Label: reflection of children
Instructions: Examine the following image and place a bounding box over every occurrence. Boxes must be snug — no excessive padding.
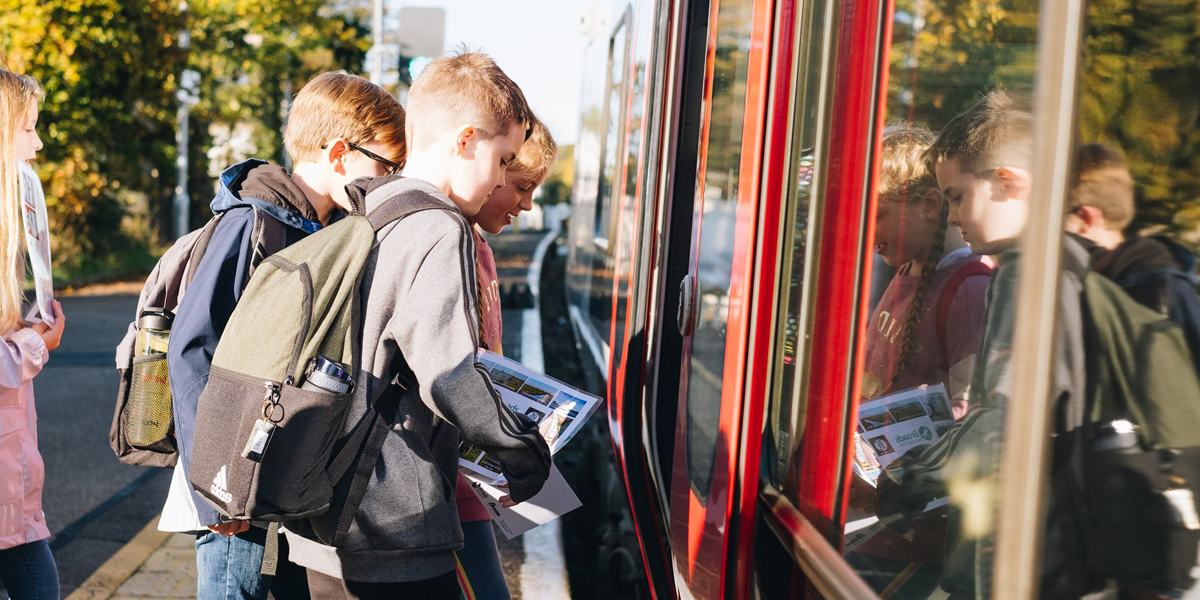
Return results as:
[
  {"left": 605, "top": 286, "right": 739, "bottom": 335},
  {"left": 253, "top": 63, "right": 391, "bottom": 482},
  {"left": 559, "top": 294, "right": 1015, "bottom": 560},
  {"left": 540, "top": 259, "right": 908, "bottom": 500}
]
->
[
  {"left": 454, "top": 115, "right": 558, "bottom": 600},
  {"left": 847, "top": 123, "right": 990, "bottom": 599},
  {"left": 0, "top": 69, "right": 67, "bottom": 600}
]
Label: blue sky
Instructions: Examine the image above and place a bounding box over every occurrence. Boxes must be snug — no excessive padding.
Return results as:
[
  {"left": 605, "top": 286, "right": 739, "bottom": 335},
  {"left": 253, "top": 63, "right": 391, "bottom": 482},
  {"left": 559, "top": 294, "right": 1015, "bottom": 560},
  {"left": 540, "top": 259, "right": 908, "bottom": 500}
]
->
[{"left": 393, "top": 0, "right": 592, "bottom": 145}]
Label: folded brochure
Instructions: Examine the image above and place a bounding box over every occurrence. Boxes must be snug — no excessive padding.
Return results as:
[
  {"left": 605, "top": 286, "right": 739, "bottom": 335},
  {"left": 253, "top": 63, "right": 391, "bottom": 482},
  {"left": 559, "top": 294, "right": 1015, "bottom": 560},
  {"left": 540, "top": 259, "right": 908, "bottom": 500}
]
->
[
  {"left": 18, "top": 163, "right": 53, "bottom": 325},
  {"left": 851, "top": 383, "right": 954, "bottom": 486},
  {"left": 459, "top": 349, "right": 602, "bottom": 484},
  {"left": 463, "top": 463, "right": 581, "bottom": 540}
]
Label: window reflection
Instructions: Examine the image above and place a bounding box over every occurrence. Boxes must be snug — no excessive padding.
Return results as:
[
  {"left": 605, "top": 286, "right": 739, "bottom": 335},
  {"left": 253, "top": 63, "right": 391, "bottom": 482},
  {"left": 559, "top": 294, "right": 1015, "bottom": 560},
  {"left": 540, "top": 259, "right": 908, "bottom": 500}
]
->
[{"left": 684, "top": 0, "right": 754, "bottom": 498}]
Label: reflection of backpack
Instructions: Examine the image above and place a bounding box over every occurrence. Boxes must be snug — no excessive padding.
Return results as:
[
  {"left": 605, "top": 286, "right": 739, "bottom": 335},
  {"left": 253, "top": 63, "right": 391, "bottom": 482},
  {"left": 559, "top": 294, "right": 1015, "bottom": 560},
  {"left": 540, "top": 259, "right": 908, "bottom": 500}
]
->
[
  {"left": 188, "top": 191, "right": 451, "bottom": 532},
  {"left": 111, "top": 209, "right": 285, "bottom": 467},
  {"left": 1064, "top": 269, "right": 1200, "bottom": 591},
  {"left": 935, "top": 259, "right": 993, "bottom": 358}
]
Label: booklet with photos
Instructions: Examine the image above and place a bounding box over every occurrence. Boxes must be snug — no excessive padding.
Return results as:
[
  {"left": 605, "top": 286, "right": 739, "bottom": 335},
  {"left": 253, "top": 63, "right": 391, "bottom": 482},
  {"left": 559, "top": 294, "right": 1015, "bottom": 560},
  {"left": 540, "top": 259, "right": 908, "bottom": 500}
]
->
[
  {"left": 459, "top": 350, "right": 603, "bottom": 484},
  {"left": 851, "top": 383, "right": 954, "bottom": 487}
]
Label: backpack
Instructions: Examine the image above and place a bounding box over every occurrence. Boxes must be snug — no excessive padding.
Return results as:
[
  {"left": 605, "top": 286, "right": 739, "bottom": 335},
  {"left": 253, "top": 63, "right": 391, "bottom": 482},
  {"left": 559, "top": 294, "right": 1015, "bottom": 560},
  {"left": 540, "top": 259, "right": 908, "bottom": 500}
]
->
[
  {"left": 187, "top": 189, "right": 452, "bottom": 533},
  {"left": 1063, "top": 269, "right": 1200, "bottom": 591},
  {"left": 935, "top": 259, "right": 993, "bottom": 359},
  {"left": 111, "top": 208, "right": 285, "bottom": 467}
]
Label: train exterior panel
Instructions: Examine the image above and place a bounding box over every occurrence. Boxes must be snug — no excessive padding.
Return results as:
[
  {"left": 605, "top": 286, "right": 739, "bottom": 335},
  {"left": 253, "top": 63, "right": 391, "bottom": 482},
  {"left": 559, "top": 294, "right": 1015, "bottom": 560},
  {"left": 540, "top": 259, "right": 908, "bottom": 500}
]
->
[{"left": 565, "top": 0, "right": 1200, "bottom": 598}]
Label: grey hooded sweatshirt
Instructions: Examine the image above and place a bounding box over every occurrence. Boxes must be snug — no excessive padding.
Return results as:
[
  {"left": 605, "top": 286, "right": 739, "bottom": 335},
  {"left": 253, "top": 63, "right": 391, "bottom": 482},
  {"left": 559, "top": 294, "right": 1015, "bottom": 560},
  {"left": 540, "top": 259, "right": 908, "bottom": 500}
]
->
[{"left": 283, "top": 176, "right": 552, "bottom": 582}]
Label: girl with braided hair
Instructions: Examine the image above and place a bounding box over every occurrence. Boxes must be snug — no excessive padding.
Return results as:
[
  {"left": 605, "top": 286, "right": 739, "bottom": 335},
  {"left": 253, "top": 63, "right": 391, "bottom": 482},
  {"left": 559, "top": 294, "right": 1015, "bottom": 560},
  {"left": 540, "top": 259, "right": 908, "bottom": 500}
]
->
[{"left": 845, "top": 122, "right": 990, "bottom": 599}]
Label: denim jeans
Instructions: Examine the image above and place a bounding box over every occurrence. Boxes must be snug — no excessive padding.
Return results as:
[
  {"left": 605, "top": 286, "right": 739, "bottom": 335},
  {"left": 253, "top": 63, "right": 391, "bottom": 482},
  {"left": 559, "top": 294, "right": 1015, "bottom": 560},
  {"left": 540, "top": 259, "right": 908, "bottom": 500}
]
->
[
  {"left": 456, "top": 520, "right": 510, "bottom": 600},
  {"left": 0, "top": 539, "right": 60, "bottom": 600},
  {"left": 195, "top": 526, "right": 308, "bottom": 600}
]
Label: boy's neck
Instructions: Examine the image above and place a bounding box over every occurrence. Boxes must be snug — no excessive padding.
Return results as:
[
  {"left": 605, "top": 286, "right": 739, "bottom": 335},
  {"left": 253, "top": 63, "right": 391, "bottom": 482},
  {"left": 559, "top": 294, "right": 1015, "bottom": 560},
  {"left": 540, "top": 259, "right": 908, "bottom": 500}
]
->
[
  {"left": 401, "top": 155, "right": 453, "bottom": 202},
  {"left": 289, "top": 165, "right": 339, "bottom": 226}
]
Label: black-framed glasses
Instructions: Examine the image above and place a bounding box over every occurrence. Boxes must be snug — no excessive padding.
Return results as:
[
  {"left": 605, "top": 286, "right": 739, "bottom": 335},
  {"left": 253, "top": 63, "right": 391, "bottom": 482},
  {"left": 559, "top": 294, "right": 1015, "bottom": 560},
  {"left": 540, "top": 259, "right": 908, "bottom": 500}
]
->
[{"left": 321, "top": 141, "right": 401, "bottom": 175}]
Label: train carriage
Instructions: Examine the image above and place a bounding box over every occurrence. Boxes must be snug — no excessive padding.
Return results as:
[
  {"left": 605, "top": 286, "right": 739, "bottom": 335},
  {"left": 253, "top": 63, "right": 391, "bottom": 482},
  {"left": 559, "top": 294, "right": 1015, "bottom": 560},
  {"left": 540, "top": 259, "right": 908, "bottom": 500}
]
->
[{"left": 565, "top": 0, "right": 1200, "bottom": 598}]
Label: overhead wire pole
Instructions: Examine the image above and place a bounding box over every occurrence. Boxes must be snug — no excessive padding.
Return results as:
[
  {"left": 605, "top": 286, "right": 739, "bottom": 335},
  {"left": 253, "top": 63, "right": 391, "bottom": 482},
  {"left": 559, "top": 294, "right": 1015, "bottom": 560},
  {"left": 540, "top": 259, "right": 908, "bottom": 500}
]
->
[
  {"left": 173, "top": 0, "right": 198, "bottom": 240},
  {"left": 371, "top": 0, "right": 384, "bottom": 84}
]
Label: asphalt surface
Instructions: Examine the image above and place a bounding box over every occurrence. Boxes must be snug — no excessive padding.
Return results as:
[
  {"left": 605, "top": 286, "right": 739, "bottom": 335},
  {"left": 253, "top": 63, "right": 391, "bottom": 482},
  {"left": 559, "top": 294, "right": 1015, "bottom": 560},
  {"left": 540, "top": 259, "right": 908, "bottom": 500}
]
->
[{"left": 30, "top": 291, "right": 173, "bottom": 598}]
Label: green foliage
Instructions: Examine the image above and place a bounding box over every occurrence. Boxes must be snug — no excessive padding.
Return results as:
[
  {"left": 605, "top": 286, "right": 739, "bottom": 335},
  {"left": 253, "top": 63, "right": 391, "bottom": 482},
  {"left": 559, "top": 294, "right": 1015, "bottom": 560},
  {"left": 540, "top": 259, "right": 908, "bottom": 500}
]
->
[
  {"left": 1078, "top": 0, "right": 1200, "bottom": 239},
  {"left": 0, "top": 0, "right": 370, "bottom": 280}
]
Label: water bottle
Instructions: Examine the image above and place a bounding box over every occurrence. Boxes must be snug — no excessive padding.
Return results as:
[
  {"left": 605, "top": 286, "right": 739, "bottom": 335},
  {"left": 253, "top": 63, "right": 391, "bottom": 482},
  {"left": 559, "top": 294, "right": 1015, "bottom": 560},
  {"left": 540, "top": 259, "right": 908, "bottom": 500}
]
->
[
  {"left": 302, "top": 356, "right": 353, "bottom": 394},
  {"left": 136, "top": 308, "right": 173, "bottom": 355},
  {"left": 126, "top": 307, "right": 174, "bottom": 448}
]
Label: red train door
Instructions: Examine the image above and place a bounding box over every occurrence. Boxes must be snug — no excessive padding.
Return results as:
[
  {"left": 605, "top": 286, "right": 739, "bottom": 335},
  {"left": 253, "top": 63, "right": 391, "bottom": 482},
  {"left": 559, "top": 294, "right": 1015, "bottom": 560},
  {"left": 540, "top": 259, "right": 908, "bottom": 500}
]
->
[{"left": 666, "top": 0, "right": 776, "bottom": 596}]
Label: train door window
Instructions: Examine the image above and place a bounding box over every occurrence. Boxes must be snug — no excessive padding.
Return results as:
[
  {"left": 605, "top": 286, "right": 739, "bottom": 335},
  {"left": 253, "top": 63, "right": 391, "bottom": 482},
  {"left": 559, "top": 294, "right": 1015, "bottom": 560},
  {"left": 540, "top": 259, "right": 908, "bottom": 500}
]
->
[
  {"left": 683, "top": 0, "right": 757, "bottom": 497},
  {"left": 594, "top": 8, "right": 632, "bottom": 246},
  {"left": 765, "top": 0, "right": 833, "bottom": 496},
  {"left": 837, "top": 1, "right": 1047, "bottom": 598}
]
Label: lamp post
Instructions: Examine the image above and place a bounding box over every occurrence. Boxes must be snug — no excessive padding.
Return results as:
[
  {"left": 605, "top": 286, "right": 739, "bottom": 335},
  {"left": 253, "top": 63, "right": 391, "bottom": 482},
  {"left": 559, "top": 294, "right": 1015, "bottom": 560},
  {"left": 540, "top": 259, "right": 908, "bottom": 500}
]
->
[{"left": 174, "top": 1, "right": 200, "bottom": 240}]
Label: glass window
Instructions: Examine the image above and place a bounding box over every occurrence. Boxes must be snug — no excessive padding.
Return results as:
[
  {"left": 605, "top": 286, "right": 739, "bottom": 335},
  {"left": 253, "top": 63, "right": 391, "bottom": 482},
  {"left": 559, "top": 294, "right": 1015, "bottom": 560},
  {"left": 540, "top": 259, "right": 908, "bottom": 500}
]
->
[
  {"left": 684, "top": 0, "right": 756, "bottom": 497},
  {"left": 831, "top": 1, "right": 1041, "bottom": 598},
  {"left": 595, "top": 11, "right": 631, "bottom": 243},
  {"left": 766, "top": 0, "right": 832, "bottom": 495}
]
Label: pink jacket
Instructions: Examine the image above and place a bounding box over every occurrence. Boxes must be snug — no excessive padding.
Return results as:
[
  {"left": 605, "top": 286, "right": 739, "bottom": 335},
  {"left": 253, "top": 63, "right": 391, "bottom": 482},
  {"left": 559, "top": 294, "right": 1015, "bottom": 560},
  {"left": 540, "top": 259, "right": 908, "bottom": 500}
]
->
[{"left": 0, "top": 327, "right": 49, "bottom": 550}]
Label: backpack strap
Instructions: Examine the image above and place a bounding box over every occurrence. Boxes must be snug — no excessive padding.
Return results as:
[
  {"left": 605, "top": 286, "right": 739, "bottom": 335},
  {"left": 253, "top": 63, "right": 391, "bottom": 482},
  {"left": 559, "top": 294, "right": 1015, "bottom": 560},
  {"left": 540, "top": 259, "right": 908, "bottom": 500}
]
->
[
  {"left": 366, "top": 193, "right": 457, "bottom": 232},
  {"left": 247, "top": 207, "right": 289, "bottom": 283},
  {"left": 324, "top": 363, "right": 416, "bottom": 542},
  {"left": 181, "top": 213, "right": 226, "bottom": 296},
  {"left": 936, "top": 260, "right": 993, "bottom": 359}
]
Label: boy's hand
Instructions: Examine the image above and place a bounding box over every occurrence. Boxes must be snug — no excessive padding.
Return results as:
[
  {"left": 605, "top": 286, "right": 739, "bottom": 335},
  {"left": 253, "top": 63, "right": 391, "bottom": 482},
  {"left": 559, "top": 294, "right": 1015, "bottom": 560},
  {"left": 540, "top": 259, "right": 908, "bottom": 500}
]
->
[
  {"left": 31, "top": 301, "right": 65, "bottom": 351},
  {"left": 499, "top": 495, "right": 518, "bottom": 508},
  {"left": 207, "top": 521, "right": 250, "bottom": 537}
]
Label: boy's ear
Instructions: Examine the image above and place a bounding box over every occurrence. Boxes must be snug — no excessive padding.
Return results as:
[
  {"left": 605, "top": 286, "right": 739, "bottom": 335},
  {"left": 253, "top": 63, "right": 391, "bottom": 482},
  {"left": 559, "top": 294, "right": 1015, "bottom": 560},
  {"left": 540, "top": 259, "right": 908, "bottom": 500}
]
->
[
  {"left": 454, "top": 125, "right": 477, "bottom": 157},
  {"left": 919, "top": 187, "right": 945, "bottom": 219},
  {"left": 324, "top": 138, "right": 351, "bottom": 173},
  {"left": 993, "top": 166, "right": 1032, "bottom": 202}
]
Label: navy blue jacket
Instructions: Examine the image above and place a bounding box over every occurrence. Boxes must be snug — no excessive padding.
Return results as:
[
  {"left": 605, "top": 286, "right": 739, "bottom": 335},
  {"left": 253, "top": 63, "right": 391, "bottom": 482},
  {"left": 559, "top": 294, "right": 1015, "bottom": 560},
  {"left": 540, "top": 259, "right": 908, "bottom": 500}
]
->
[{"left": 167, "top": 159, "right": 323, "bottom": 526}]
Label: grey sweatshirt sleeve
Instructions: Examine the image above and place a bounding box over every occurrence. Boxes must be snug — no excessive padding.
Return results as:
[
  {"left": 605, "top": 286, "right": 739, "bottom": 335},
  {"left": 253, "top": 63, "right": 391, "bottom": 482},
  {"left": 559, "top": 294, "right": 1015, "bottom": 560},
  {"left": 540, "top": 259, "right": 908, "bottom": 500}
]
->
[{"left": 389, "top": 227, "right": 551, "bottom": 503}]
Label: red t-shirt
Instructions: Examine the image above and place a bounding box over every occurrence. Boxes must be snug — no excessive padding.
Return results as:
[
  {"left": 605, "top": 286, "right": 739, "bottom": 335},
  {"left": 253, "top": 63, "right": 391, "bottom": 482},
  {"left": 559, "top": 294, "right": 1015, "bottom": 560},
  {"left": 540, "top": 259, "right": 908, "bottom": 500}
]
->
[
  {"left": 856, "top": 247, "right": 990, "bottom": 563},
  {"left": 456, "top": 230, "right": 506, "bottom": 523}
]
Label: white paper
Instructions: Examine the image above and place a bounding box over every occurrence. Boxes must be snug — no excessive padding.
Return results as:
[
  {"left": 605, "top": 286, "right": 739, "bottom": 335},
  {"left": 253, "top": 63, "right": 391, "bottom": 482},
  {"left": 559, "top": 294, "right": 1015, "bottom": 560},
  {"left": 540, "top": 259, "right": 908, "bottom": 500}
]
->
[
  {"left": 464, "top": 463, "right": 582, "bottom": 539},
  {"left": 17, "top": 163, "right": 53, "bottom": 325},
  {"left": 459, "top": 350, "right": 603, "bottom": 483},
  {"left": 851, "top": 383, "right": 954, "bottom": 486}
]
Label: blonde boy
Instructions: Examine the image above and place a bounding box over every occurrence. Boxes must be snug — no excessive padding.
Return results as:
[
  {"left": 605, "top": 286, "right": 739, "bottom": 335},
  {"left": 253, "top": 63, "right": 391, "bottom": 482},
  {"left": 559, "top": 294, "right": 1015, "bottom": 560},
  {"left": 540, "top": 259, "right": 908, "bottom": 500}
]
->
[
  {"left": 282, "top": 52, "right": 551, "bottom": 599},
  {"left": 161, "top": 71, "right": 404, "bottom": 600}
]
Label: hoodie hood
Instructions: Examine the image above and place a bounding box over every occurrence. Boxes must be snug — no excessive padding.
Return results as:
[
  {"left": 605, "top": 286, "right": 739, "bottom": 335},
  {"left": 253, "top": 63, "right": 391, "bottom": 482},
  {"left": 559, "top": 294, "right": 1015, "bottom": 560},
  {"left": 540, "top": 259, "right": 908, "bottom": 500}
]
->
[
  {"left": 211, "top": 159, "right": 322, "bottom": 234},
  {"left": 1091, "top": 235, "right": 1198, "bottom": 285}
]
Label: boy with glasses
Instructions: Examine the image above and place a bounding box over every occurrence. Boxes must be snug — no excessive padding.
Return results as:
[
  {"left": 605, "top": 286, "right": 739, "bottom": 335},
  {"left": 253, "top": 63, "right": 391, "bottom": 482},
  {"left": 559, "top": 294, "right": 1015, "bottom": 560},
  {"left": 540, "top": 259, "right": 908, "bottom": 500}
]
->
[{"left": 157, "top": 71, "right": 405, "bottom": 600}]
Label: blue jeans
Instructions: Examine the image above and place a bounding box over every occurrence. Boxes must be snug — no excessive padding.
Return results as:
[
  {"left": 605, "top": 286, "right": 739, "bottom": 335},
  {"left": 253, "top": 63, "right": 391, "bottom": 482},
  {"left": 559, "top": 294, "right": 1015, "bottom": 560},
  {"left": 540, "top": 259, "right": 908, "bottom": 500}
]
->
[
  {"left": 196, "top": 526, "right": 308, "bottom": 600},
  {"left": 0, "top": 539, "right": 60, "bottom": 600}
]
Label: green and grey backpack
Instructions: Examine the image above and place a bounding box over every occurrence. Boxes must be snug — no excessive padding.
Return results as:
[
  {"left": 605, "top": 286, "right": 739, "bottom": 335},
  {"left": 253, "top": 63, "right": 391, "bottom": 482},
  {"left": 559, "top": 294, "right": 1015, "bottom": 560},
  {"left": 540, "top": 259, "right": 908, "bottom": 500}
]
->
[{"left": 188, "top": 184, "right": 453, "bottom": 531}]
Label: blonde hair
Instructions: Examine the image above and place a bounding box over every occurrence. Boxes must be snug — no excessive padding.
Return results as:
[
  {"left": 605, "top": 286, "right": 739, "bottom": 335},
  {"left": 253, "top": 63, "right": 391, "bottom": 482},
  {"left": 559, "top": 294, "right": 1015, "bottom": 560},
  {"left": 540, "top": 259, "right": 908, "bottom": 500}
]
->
[
  {"left": 510, "top": 118, "right": 557, "bottom": 184},
  {"left": 0, "top": 70, "right": 42, "bottom": 332},
  {"left": 405, "top": 50, "right": 533, "bottom": 153},
  {"left": 284, "top": 72, "right": 406, "bottom": 167},
  {"left": 879, "top": 122, "right": 947, "bottom": 391}
]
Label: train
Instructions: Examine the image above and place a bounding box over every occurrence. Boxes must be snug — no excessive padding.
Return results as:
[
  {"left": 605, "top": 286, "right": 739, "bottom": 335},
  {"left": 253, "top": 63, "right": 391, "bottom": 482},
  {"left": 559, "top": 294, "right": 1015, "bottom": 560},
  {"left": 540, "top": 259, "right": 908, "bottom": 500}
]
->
[{"left": 560, "top": 0, "right": 1200, "bottom": 599}]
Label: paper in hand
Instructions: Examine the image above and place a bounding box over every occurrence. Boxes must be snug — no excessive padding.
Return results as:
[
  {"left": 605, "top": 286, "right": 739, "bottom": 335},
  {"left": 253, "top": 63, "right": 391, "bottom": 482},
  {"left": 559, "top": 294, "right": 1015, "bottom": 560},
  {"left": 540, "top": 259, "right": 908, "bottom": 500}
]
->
[{"left": 18, "top": 162, "right": 53, "bottom": 325}]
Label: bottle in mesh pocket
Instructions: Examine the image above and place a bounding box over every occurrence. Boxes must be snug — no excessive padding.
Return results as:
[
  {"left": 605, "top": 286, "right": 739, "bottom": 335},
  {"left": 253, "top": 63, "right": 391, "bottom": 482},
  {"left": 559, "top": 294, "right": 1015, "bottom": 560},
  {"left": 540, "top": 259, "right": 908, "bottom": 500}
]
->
[{"left": 126, "top": 357, "right": 173, "bottom": 448}]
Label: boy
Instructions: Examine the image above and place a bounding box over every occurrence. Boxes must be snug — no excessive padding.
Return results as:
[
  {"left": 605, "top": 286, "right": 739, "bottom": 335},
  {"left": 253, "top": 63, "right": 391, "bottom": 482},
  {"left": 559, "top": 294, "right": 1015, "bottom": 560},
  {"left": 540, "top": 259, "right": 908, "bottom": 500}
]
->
[
  {"left": 282, "top": 51, "right": 552, "bottom": 599},
  {"left": 873, "top": 90, "right": 1091, "bottom": 599},
  {"left": 1065, "top": 144, "right": 1200, "bottom": 369},
  {"left": 160, "top": 71, "right": 405, "bottom": 600}
]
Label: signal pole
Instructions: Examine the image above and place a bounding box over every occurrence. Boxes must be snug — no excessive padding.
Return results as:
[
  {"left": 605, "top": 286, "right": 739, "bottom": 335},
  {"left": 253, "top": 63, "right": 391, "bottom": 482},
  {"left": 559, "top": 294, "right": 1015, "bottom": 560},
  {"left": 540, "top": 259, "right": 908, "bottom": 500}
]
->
[{"left": 371, "top": 0, "right": 384, "bottom": 84}]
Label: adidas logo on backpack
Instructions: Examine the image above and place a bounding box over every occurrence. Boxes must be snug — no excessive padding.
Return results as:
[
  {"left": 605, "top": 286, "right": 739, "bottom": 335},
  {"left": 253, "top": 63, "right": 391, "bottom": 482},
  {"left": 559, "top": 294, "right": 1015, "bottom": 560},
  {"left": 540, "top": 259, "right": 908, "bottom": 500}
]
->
[{"left": 210, "top": 466, "right": 233, "bottom": 504}]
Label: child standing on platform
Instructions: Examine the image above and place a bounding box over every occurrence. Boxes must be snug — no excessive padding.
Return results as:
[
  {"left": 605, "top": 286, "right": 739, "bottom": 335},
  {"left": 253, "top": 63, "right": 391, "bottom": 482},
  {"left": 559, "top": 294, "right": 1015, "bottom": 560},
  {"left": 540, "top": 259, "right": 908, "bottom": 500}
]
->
[
  {"left": 455, "top": 118, "right": 557, "bottom": 600},
  {"left": 0, "top": 68, "right": 66, "bottom": 600}
]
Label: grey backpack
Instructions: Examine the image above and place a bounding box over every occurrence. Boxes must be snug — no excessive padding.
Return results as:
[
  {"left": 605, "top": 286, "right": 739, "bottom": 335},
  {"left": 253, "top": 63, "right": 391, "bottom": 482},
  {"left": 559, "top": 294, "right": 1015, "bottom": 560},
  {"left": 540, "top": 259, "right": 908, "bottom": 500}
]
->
[
  {"left": 111, "top": 209, "right": 285, "bottom": 467},
  {"left": 188, "top": 186, "right": 453, "bottom": 534}
]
